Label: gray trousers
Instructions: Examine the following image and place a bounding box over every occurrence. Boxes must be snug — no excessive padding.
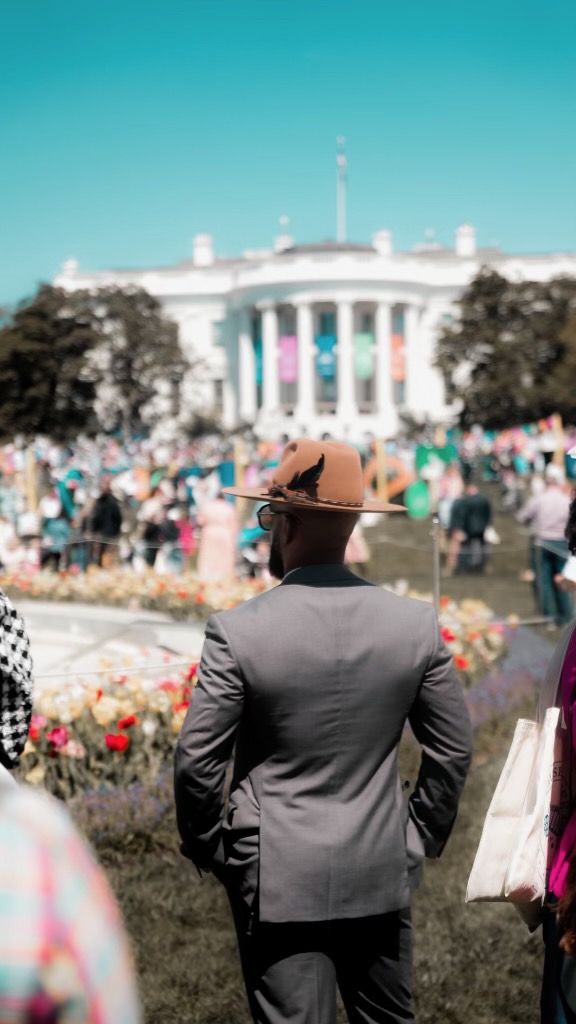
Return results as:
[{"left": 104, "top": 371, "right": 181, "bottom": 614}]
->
[{"left": 229, "top": 895, "right": 413, "bottom": 1024}]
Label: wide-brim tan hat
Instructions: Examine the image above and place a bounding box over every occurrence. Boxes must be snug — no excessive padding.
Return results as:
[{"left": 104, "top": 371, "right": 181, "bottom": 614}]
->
[{"left": 223, "top": 438, "right": 406, "bottom": 513}]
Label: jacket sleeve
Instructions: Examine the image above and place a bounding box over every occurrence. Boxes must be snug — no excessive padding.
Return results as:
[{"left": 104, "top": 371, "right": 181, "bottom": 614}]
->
[
  {"left": 174, "top": 613, "right": 244, "bottom": 873},
  {"left": 407, "top": 607, "right": 473, "bottom": 858}
]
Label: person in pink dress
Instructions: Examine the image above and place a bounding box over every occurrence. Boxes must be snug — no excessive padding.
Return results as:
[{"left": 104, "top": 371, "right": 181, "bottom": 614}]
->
[{"left": 197, "top": 493, "right": 239, "bottom": 582}]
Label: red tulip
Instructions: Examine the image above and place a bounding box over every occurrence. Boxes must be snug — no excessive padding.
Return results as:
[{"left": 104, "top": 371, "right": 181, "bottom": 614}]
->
[
  {"left": 173, "top": 701, "right": 190, "bottom": 714},
  {"left": 454, "top": 655, "right": 470, "bottom": 671},
  {"left": 105, "top": 733, "right": 130, "bottom": 753},
  {"left": 117, "top": 715, "right": 138, "bottom": 730}
]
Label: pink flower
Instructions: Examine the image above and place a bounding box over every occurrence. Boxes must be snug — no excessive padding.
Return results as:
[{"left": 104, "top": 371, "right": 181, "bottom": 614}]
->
[
  {"left": 47, "top": 726, "right": 69, "bottom": 748},
  {"left": 31, "top": 714, "right": 46, "bottom": 729},
  {"left": 62, "top": 740, "right": 86, "bottom": 759}
]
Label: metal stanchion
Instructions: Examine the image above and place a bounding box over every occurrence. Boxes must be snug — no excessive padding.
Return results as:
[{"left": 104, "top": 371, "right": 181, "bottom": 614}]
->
[
  {"left": 535, "top": 541, "right": 544, "bottom": 617},
  {"left": 431, "top": 515, "right": 441, "bottom": 615}
]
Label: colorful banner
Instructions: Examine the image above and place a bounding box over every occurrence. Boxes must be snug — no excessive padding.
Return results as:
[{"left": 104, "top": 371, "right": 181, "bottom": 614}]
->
[
  {"left": 391, "top": 334, "right": 405, "bottom": 382},
  {"left": 278, "top": 335, "right": 298, "bottom": 384},
  {"left": 354, "top": 333, "right": 374, "bottom": 380},
  {"left": 253, "top": 338, "right": 263, "bottom": 386},
  {"left": 315, "top": 335, "right": 337, "bottom": 379}
]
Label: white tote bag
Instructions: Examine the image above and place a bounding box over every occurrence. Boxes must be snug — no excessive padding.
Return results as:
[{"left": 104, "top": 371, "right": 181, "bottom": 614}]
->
[{"left": 466, "top": 623, "right": 575, "bottom": 928}]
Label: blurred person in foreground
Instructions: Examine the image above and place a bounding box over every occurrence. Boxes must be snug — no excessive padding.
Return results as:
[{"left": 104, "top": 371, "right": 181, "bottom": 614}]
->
[
  {"left": 0, "top": 590, "right": 140, "bottom": 1023},
  {"left": 518, "top": 463, "right": 572, "bottom": 627},
  {"left": 175, "top": 438, "right": 473, "bottom": 1024},
  {"left": 540, "top": 492, "right": 576, "bottom": 1023}
]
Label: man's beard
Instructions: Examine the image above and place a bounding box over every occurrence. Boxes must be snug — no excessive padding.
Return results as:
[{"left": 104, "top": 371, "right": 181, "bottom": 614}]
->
[{"left": 268, "top": 534, "right": 284, "bottom": 580}]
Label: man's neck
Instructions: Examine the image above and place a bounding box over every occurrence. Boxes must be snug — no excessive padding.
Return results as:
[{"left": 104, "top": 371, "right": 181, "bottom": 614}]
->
[{"left": 283, "top": 554, "right": 345, "bottom": 575}]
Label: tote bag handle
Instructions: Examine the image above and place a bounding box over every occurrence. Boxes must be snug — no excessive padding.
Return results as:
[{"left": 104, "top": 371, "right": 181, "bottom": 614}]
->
[{"left": 537, "top": 622, "right": 576, "bottom": 723}]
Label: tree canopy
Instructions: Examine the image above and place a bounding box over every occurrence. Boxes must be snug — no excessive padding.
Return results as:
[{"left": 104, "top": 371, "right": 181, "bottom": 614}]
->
[
  {"left": 0, "top": 284, "right": 187, "bottom": 442},
  {"left": 435, "top": 269, "right": 576, "bottom": 429},
  {"left": 0, "top": 285, "right": 100, "bottom": 441},
  {"left": 77, "top": 286, "right": 187, "bottom": 438}
]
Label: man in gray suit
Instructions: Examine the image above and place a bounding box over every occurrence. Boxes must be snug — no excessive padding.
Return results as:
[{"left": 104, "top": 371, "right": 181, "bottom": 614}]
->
[{"left": 175, "top": 438, "right": 473, "bottom": 1024}]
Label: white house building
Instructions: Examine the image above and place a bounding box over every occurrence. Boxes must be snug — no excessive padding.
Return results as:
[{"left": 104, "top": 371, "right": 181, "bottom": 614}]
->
[{"left": 54, "top": 225, "right": 576, "bottom": 441}]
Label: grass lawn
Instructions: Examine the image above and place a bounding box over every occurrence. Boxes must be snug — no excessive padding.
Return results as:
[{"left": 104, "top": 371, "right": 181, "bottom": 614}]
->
[{"left": 94, "top": 719, "right": 544, "bottom": 1024}]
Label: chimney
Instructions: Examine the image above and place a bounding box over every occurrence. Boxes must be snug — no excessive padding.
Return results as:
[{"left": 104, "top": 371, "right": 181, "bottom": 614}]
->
[
  {"left": 193, "top": 233, "right": 214, "bottom": 267},
  {"left": 274, "top": 233, "right": 294, "bottom": 253},
  {"left": 455, "top": 224, "right": 476, "bottom": 258},
  {"left": 372, "top": 229, "right": 393, "bottom": 256}
]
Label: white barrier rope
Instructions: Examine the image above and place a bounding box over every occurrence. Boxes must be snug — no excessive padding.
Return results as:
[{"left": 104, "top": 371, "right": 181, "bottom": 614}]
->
[{"left": 34, "top": 659, "right": 197, "bottom": 681}]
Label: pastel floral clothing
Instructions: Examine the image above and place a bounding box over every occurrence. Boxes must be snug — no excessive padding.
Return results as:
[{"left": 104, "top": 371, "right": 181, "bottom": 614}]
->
[{"left": 0, "top": 775, "right": 140, "bottom": 1024}]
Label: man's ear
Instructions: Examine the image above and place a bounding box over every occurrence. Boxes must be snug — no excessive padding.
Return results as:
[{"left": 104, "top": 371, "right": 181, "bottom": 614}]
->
[{"left": 284, "top": 514, "right": 299, "bottom": 544}]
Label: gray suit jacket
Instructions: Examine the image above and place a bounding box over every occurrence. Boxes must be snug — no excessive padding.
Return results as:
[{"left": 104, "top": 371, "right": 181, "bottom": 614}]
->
[{"left": 174, "top": 565, "right": 473, "bottom": 923}]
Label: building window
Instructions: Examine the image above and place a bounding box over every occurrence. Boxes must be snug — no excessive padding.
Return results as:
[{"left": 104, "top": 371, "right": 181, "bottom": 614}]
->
[
  {"left": 393, "top": 380, "right": 405, "bottom": 405},
  {"left": 213, "top": 379, "right": 224, "bottom": 414},
  {"left": 212, "top": 321, "right": 224, "bottom": 346},
  {"left": 319, "top": 311, "right": 336, "bottom": 335}
]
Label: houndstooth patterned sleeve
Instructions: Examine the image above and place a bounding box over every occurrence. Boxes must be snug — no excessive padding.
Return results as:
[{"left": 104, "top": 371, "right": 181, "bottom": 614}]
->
[{"left": 0, "top": 590, "right": 33, "bottom": 769}]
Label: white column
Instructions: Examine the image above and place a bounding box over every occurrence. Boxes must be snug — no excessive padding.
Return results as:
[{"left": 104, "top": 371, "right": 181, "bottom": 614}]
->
[
  {"left": 404, "top": 304, "right": 421, "bottom": 413},
  {"left": 238, "top": 308, "right": 257, "bottom": 422},
  {"left": 375, "top": 302, "right": 397, "bottom": 436},
  {"left": 262, "top": 304, "right": 280, "bottom": 413},
  {"left": 336, "top": 300, "right": 357, "bottom": 421},
  {"left": 295, "top": 302, "right": 315, "bottom": 424}
]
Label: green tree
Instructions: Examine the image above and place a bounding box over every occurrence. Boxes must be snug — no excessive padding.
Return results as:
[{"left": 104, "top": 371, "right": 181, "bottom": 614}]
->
[
  {"left": 435, "top": 269, "right": 576, "bottom": 428},
  {"left": 544, "top": 315, "right": 576, "bottom": 422},
  {"left": 0, "top": 285, "right": 100, "bottom": 441},
  {"left": 76, "top": 286, "right": 187, "bottom": 438}
]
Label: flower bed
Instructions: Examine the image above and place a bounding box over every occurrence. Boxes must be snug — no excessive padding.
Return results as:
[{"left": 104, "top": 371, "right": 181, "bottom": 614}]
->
[
  {"left": 1, "top": 568, "right": 269, "bottom": 620},
  {"left": 15, "top": 589, "right": 512, "bottom": 804},
  {"left": 16, "top": 659, "right": 199, "bottom": 800}
]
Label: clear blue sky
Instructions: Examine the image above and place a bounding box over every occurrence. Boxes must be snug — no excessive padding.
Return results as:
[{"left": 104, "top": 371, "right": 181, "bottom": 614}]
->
[{"left": 1, "top": 0, "right": 575, "bottom": 306}]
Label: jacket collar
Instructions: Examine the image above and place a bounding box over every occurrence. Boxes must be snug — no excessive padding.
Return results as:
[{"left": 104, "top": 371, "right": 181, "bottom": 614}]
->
[{"left": 281, "top": 564, "right": 360, "bottom": 586}]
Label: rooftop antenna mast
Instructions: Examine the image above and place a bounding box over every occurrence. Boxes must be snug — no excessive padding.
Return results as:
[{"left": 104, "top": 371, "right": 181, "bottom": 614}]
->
[{"left": 336, "top": 136, "right": 347, "bottom": 242}]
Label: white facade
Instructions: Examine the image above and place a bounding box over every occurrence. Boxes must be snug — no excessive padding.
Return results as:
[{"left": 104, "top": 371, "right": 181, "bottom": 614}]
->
[{"left": 54, "top": 227, "right": 576, "bottom": 441}]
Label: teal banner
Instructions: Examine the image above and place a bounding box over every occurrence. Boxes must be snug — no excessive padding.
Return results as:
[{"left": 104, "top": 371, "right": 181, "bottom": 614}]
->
[
  {"left": 253, "top": 338, "right": 263, "bottom": 386},
  {"left": 316, "top": 335, "right": 337, "bottom": 379}
]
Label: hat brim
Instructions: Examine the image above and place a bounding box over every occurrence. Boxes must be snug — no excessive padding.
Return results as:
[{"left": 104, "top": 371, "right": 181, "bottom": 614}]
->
[{"left": 221, "top": 486, "right": 406, "bottom": 513}]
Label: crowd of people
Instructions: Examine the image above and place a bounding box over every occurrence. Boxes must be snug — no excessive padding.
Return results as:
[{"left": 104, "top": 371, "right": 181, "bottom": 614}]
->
[{"left": 0, "top": 422, "right": 575, "bottom": 610}]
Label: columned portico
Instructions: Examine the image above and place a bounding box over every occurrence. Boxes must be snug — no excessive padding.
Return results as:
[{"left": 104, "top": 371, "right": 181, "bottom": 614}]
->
[
  {"left": 336, "top": 300, "right": 357, "bottom": 421},
  {"left": 295, "top": 302, "right": 315, "bottom": 423},
  {"left": 261, "top": 303, "right": 280, "bottom": 413},
  {"left": 238, "top": 308, "right": 257, "bottom": 422}
]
